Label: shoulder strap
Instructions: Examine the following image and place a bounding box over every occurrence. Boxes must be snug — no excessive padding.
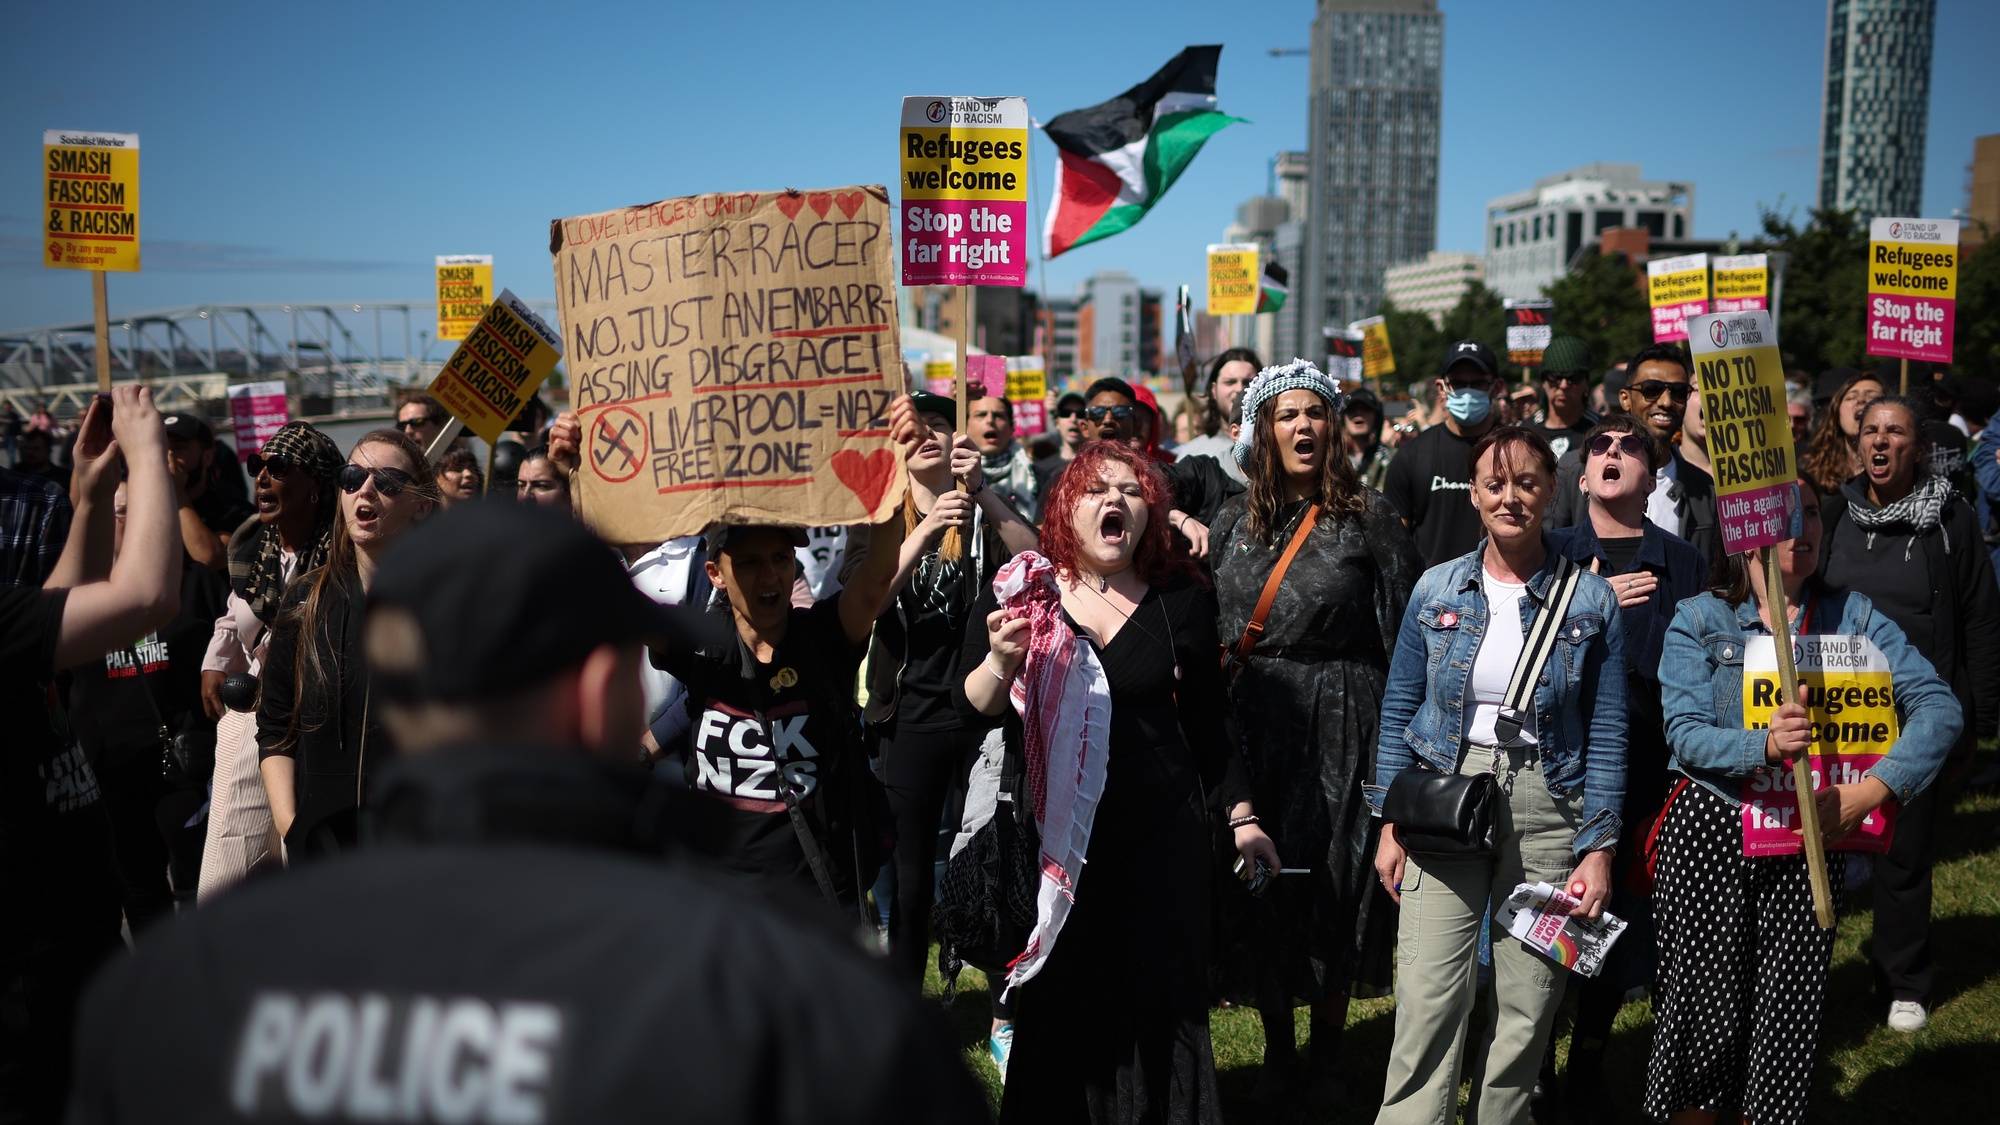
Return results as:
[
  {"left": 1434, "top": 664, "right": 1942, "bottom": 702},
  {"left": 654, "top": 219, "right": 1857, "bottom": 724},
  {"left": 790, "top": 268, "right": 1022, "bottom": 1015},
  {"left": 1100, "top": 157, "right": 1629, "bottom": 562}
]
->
[
  {"left": 1492, "top": 553, "right": 1584, "bottom": 748},
  {"left": 1233, "top": 504, "right": 1321, "bottom": 661}
]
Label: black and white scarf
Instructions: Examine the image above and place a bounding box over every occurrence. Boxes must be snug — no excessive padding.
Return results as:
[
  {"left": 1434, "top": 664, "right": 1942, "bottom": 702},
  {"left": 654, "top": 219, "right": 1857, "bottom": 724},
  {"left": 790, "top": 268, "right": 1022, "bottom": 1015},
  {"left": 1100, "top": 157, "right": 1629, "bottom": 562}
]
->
[{"left": 1847, "top": 472, "right": 1953, "bottom": 561}]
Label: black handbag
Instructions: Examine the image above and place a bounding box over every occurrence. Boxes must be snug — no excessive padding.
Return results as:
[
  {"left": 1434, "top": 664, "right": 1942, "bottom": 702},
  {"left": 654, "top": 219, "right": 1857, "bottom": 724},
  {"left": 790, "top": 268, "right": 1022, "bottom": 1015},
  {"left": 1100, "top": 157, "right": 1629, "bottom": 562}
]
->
[
  {"left": 1382, "top": 555, "right": 1585, "bottom": 856},
  {"left": 933, "top": 737, "right": 1038, "bottom": 1002},
  {"left": 1383, "top": 769, "right": 1498, "bottom": 855}
]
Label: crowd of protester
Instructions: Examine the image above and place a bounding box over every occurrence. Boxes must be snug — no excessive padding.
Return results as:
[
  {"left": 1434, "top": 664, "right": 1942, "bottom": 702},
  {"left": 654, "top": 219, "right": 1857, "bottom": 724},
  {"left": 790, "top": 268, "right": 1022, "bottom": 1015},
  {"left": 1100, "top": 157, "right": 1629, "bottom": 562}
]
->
[{"left": 1, "top": 333, "right": 1992, "bottom": 1125}]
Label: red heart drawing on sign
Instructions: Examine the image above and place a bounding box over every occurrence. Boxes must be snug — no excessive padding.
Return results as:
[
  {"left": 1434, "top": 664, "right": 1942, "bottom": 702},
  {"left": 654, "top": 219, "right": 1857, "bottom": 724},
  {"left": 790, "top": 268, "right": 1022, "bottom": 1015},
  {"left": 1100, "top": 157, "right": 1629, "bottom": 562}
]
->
[
  {"left": 775, "top": 194, "right": 805, "bottom": 221},
  {"left": 806, "top": 192, "right": 833, "bottom": 219},
  {"left": 831, "top": 448, "right": 897, "bottom": 513},
  {"left": 834, "top": 190, "right": 865, "bottom": 219}
]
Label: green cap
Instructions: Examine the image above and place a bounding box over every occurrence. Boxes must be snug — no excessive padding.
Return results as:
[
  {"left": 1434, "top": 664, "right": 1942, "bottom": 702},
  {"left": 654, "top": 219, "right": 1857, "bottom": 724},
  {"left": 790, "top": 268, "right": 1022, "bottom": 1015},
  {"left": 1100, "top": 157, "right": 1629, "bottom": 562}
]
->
[{"left": 1540, "top": 335, "right": 1591, "bottom": 375}]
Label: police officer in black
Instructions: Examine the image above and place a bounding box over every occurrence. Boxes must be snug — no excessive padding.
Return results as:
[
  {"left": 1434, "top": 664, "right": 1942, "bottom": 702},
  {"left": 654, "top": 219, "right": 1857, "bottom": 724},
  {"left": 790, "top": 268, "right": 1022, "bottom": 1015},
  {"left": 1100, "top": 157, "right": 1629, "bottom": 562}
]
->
[{"left": 69, "top": 501, "right": 986, "bottom": 1125}]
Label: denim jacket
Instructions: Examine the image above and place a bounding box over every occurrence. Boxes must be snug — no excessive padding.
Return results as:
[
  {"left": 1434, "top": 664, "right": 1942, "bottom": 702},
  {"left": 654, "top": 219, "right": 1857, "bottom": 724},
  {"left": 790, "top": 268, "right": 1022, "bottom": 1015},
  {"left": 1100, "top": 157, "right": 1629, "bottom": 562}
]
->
[
  {"left": 1370, "top": 538, "right": 1629, "bottom": 857},
  {"left": 1658, "top": 587, "right": 1961, "bottom": 806}
]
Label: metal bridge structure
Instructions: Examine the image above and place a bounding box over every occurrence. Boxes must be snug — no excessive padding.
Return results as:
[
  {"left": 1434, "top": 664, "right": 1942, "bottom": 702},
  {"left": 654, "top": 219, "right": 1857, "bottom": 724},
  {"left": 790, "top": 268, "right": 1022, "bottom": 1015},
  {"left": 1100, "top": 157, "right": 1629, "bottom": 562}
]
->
[{"left": 0, "top": 299, "right": 563, "bottom": 424}]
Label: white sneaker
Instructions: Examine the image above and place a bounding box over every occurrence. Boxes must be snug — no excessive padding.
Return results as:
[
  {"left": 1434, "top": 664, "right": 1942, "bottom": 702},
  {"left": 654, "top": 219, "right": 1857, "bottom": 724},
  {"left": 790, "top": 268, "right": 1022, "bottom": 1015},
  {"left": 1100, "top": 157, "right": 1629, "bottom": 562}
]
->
[
  {"left": 988, "top": 1022, "right": 1015, "bottom": 1082},
  {"left": 1887, "top": 1000, "right": 1928, "bottom": 1032}
]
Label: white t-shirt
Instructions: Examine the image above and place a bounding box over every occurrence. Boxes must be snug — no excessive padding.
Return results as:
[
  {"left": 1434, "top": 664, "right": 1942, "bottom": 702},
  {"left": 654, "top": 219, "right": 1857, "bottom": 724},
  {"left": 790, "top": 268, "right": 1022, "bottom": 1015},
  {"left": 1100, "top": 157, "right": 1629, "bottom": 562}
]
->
[
  {"left": 1465, "top": 570, "right": 1534, "bottom": 746},
  {"left": 1645, "top": 459, "right": 1680, "bottom": 536}
]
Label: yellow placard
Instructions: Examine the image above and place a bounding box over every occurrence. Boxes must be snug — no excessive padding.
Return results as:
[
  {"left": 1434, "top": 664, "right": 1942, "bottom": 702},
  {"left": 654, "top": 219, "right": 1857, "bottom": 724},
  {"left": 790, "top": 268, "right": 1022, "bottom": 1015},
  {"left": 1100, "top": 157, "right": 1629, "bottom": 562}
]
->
[
  {"left": 1649, "top": 266, "right": 1709, "bottom": 306},
  {"left": 436, "top": 254, "right": 494, "bottom": 342},
  {"left": 898, "top": 126, "right": 1028, "bottom": 202},
  {"left": 1867, "top": 240, "right": 1958, "bottom": 300},
  {"left": 1712, "top": 263, "right": 1768, "bottom": 301},
  {"left": 1350, "top": 316, "right": 1397, "bottom": 379},
  {"left": 1005, "top": 364, "right": 1046, "bottom": 402},
  {"left": 43, "top": 130, "right": 139, "bottom": 272},
  {"left": 1207, "top": 244, "right": 1258, "bottom": 316},
  {"left": 1688, "top": 311, "right": 1794, "bottom": 498},
  {"left": 428, "top": 290, "right": 563, "bottom": 445}
]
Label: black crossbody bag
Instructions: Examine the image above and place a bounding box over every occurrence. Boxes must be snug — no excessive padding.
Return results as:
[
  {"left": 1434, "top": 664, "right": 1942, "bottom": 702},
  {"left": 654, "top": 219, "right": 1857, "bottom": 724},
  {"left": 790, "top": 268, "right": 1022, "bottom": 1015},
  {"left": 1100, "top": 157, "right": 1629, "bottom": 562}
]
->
[{"left": 1383, "top": 555, "right": 1583, "bottom": 856}]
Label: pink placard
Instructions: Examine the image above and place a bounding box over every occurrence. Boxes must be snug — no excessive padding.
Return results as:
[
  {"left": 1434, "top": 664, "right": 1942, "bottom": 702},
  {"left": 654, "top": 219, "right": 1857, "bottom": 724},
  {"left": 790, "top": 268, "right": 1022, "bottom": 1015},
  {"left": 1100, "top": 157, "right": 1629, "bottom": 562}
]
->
[
  {"left": 227, "top": 381, "right": 290, "bottom": 460},
  {"left": 1714, "top": 480, "right": 1804, "bottom": 554},
  {"left": 1865, "top": 294, "right": 1955, "bottom": 364},
  {"left": 965, "top": 354, "right": 1006, "bottom": 398},
  {"left": 1014, "top": 399, "right": 1046, "bottom": 436},
  {"left": 1650, "top": 299, "right": 1708, "bottom": 344},
  {"left": 925, "top": 378, "right": 955, "bottom": 396},
  {"left": 901, "top": 200, "right": 1028, "bottom": 287},
  {"left": 1741, "top": 754, "right": 1896, "bottom": 856},
  {"left": 1713, "top": 296, "right": 1768, "bottom": 313}
]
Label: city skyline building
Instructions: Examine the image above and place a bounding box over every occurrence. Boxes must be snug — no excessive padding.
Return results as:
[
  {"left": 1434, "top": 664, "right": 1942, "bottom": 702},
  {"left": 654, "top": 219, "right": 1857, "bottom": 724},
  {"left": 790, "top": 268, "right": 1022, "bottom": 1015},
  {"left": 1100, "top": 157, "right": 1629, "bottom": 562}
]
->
[
  {"left": 1301, "top": 0, "right": 1443, "bottom": 347},
  {"left": 1818, "top": 0, "right": 1936, "bottom": 223},
  {"left": 1383, "top": 250, "right": 1485, "bottom": 326},
  {"left": 1484, "top": 164, "right": 1694, "bottom": 301}
]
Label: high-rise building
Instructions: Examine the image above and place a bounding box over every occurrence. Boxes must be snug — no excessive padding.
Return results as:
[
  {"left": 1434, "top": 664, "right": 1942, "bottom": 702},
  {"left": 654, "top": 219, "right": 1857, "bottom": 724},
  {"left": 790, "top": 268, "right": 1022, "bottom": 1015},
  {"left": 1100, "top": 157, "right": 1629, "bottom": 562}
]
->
[
  {"left": 1302, "top": 1, "right": 1442, "bottom": 343},
  {"left": 1383, "top": 251, "right": 1486, "bottom": 326},
  {"left": 1222, "top": 193, "right": 1292, "bottom": 358},
  {"left": 1484, "top": 164, "right": 1693, "bottom": 300},
  {"left": 1819, "top": 0, "right": 1936, "bottom": 223},
  {"left": 1965, "top": 134, "right": 2000, "bottom": 251},
  {"left": 1074, "top": 271, "right": 1161, "bottom": 379},
  {"left": 1273, "top": 151, "right": 1310, "bottom": 221},
  {"left": 1037, "top": 296, "right": 1080, "bottom": 384}
]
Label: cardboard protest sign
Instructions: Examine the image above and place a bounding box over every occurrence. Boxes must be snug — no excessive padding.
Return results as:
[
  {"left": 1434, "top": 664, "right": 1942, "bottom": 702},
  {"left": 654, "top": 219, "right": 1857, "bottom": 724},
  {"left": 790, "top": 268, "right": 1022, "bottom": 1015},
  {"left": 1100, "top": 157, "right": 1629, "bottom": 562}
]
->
[
  {"left": 43, "top": 130, "right": 139, "bottom": 272},
  {"left": 551, "top": 186, "right": 906, "bottom": 544},
  {"left": 1711, "top": 253, "right": 1769, "bottom": 313},
  {"left": 1865, "top": 217, "right": 1958, "bottom": 364},
  {"left": 436, "top": 255, "right": 494, "bottom": 342},
  {"left": 1207, "top": 244, "right": 1258, "bottom": 315},
  {"left": 1688, "top": 310, "right": 1802, "bottom": 553},
  {"left": 1350, "top": 316, "right": 1396, "bottom": 379},
  {"left": 900, "top": 96, "right": 1029, "bottom": 286},
  {"left": 1324, "top": 327, "right": 1364, "bottom": 384},
  {"left": 1647, "top": 253, "right": 1710, "bottom": 343},
  {"left": 1503, "top": 298, "right": 1553, "bottom": 367},
  {"left": 1739, "top": 634, "right": 1898, "bottom": 856},
  {"left": 227, "top": 381, "right": 290, "bottom": 461},
  {"left": 427, "top": 290, "right": 562, "bottom": 446}
]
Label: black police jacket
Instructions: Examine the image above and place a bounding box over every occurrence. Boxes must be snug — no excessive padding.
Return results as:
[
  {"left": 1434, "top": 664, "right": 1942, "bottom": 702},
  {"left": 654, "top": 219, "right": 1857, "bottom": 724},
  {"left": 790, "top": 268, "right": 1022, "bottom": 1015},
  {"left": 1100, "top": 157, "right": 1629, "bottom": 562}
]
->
[{"left": 69, "top": 745, "right": 988, "bottom": 1125}]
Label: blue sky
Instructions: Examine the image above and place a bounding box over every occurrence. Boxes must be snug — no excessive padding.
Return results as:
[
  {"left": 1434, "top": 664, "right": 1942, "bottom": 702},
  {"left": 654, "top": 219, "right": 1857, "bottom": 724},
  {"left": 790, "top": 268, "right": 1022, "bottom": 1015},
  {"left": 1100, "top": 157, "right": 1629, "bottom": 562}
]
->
[{"left": 4, "top": 0, "right": 1993, "bottom": 334}]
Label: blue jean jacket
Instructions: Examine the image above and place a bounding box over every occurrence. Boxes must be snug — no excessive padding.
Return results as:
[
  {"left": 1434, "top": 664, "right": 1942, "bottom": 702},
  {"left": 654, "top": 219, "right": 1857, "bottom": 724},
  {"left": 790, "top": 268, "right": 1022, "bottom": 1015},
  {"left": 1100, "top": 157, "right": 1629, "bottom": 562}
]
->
[
  {"left": 1658, "top": 588, "right": 1960, "bottom": 806},
  {"left": 1370, "top": 538, "right": 1629, "bottom": 857}
]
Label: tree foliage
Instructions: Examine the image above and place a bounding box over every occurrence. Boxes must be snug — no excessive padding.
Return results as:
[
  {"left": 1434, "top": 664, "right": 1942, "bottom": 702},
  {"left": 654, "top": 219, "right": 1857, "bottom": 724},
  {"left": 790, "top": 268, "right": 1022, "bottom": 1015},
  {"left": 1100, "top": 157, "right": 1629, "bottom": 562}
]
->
[
  {"left": 1746, "top": 207, "right": 1869, "bottom": 376},
  {"left": 1955, "top": 237, "right": 2000, "bottom": 380},
  {"left": 1375, "top": 299, "right": 1442, "bottom": 398},
  {"left": 1540, "top": 248, "right": 1651, "bottom": 376}
]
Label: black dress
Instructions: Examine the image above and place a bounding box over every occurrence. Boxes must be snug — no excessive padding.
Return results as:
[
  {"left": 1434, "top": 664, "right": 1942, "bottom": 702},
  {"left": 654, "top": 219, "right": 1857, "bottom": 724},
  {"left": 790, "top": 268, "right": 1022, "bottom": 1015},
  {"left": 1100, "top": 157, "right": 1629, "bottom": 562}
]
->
[
  {"left": 1209, "top": 493, "right": 1422, "bottom": 1002},
  {"left": 963, "top": 577, "right": 1237, "bottom": 1125}
]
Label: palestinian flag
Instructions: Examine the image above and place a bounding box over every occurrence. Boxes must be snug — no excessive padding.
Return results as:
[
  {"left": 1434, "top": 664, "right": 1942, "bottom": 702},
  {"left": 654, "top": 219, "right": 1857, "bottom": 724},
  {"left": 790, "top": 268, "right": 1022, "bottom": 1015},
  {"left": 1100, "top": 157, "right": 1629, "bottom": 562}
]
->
[
  {"left": 1255, "top": 259, "right": 1289, "bottom": 313},
  {"left": 1043, "top": 45, "right": 1242, "bottom": 258}
]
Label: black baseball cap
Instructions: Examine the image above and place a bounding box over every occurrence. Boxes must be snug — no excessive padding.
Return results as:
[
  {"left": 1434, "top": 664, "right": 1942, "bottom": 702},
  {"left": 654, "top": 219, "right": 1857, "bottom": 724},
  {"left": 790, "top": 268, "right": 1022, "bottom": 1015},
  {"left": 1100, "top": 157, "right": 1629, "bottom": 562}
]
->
[
  {"left": 161, "top": 412, "right": 214, "bottom": 443},
  {"left": 701, "top": 523, "right": 808, "bottom": 554},
  {"left": 910, "top": 391, "right": 956, "bottom": 428},
  {"left": 1439, "top": 341, "right": 1498, "bottom": 378},
  {"left": 367, "top": 502, "right": 671, "bottom": 702},
  {"left": 1343, "top": 386, "right": 1383, "bottom": 418}
]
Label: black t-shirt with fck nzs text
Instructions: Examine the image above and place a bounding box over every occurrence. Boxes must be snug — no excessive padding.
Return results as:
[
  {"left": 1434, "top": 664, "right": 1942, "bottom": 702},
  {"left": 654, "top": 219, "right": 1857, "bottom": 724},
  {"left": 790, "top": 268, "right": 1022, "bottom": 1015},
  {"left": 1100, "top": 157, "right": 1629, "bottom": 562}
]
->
[{"left": 653, "top": 597, "right": 867, "bottom": 901}]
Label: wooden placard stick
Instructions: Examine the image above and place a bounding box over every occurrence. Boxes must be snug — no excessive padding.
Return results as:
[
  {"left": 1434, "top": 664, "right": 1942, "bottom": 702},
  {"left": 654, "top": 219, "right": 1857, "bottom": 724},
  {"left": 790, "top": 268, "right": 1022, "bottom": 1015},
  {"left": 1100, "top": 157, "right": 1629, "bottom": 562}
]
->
[
  {"left": 1762, "top": 544, "right": 1837, "bottom": 929},
  {"left": 92, "top": 271, "right": 112, "bottom": 392}
]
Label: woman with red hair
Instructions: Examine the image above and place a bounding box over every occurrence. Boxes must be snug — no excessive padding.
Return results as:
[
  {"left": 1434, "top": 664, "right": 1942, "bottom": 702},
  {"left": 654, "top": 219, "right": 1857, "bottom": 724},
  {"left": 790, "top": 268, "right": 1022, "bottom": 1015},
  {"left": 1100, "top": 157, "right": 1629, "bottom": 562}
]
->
[{"left": 961, "top": 441, "right": 1275, "bottom": 1124}]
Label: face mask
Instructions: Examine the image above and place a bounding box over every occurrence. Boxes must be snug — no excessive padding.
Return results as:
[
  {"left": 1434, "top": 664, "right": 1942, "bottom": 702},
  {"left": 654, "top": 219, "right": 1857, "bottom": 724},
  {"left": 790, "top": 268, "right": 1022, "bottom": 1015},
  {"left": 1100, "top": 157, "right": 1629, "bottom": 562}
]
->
[{"left": 1445, "top": 387, "right": 1492, "bottom": 425}]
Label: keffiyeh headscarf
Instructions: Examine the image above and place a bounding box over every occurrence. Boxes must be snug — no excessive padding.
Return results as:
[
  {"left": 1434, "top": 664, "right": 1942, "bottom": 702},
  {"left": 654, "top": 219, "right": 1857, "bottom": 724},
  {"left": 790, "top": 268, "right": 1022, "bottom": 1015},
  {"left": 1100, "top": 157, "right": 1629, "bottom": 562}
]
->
[
  {"left": 1847, "top": 470, "right": 1954, "bottom": 561},
  {"left": 1232, "top": 358, "right": 1346, "bottom": 469},
  {"left": 991, "top": 551, "right": 1111, "bottom": 998},
  {"left": 228, "top": 421, "right": 343, "bottom": 623}
]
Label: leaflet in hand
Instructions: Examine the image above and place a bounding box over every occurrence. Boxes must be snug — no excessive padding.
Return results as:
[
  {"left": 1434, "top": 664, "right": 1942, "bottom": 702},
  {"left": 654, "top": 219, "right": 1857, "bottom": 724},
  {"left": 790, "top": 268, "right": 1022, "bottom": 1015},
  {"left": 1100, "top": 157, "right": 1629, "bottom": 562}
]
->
[{"left": 1497, "top": 881, "right": 1627, "bottom": 978}]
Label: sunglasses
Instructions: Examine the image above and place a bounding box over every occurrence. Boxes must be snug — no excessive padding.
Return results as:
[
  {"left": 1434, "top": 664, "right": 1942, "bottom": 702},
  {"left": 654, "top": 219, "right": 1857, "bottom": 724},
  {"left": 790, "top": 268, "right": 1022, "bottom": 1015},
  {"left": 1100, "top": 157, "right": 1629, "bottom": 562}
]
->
[
  {"left": 1055, "top": 408, "right": 1085, "bottom": 420},
  {"left": 338, "top": 463, "right": 417, "bottom": 497},
  {"left": 1085, "top": 405, "right": 1135, "bottom": 422},
  {"left": 245, "top": 454, "right": 293, "bottom": 479},
  {"left": 1586, "top": 433, "right": 1650, "bottom": 458},
  {"left": 1629, "top": 380, "right": 1692, "bottom": 402},
  {"left": 395, "top": 415, "right": 438, "bottom": 430},
  {"left": 1542, "top": 372, "right": 1588, "bottom": 387}
]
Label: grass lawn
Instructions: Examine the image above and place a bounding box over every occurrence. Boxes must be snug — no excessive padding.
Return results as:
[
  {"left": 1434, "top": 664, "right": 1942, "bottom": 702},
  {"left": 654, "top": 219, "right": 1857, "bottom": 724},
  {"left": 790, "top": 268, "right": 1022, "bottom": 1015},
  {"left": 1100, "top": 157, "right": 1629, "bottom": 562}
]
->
[{"left": 923, "top": 789, "right": 2000, "bottom": 1120}]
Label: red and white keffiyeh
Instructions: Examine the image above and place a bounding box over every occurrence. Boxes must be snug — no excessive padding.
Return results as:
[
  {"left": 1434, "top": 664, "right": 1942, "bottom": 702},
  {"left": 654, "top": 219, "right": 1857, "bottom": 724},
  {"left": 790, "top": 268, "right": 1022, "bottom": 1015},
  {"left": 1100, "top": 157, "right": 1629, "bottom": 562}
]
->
[{"left": 993, "top": 551, "right": 1112, "bottom": 997}]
